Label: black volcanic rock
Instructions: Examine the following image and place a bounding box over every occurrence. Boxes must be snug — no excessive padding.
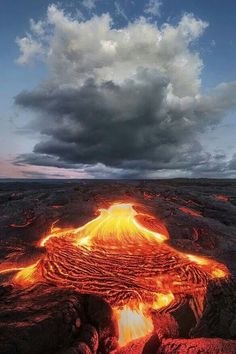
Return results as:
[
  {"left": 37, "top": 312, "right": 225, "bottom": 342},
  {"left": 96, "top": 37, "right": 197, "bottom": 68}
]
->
[
  {"left": 191, "top": 278, "right": 236, "bottom": 339},
  {"left": 0, "top": 284, "right": 117, "bottom": 354},
  {"left": 157, "top": 337, "right": 236, "bottom": 353}
]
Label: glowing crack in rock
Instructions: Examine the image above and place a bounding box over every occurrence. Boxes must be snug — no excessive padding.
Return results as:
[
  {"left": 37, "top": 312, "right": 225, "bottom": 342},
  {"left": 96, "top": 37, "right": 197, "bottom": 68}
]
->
[{"left": 1, "top": 203, "right": 229, "bottom": 346}]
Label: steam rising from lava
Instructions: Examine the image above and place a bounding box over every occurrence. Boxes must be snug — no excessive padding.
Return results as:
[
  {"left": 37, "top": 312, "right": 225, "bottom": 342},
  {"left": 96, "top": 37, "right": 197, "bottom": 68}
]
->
[{"left": 1, "top": 203, "right": 229, "bottom": 346}]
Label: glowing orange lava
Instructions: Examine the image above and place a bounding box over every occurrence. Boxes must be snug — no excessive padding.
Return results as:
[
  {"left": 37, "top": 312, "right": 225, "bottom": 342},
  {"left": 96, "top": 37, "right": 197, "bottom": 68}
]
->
[
  {"left": 215, "top": 195, "right": 230, "bottom": 202},
  {"left": 179, "top": 206, "right": 202, "bottom": 217},
  {"left": 1, "top": 202, "right": 229, "bottom": 347}
]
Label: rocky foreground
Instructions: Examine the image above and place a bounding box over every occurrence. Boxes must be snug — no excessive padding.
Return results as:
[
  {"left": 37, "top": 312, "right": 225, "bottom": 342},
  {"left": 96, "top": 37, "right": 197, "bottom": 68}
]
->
[{"left": 0, "top": 179, "right": 236, "bottom": 353}]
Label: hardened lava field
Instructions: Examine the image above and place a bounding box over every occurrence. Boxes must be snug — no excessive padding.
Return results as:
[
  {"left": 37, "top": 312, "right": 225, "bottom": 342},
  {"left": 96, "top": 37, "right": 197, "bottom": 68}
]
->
[{"left": 0, "top": 180, "right": 236, "bottom": 354}]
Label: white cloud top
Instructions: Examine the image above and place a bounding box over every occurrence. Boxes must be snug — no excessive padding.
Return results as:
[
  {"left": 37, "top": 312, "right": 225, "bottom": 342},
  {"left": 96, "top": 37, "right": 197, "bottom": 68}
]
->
[
  {"left": 15, "top": 4, "right": 236, "bottom": 178},
  {"left": 17, "top": 5, "right": 207, "bottom": 96}
]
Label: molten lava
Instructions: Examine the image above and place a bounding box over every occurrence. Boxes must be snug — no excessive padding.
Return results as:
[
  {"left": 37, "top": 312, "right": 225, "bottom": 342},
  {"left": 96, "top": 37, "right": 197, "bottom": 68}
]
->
[
  {"left": 179, "top": 206, "right": 202, "bottom": 217},
  {"left": 115, "top": 304, "right": 154, "bottom": 346},
  {"left": 75, "top": 203, "right": 168, "bottom": 248},
  {"left": 1, "top": 203, "right": 229, "bottom": 347},
  {"left": 215, "top": 194, "right": 230, "bottom": 202}
]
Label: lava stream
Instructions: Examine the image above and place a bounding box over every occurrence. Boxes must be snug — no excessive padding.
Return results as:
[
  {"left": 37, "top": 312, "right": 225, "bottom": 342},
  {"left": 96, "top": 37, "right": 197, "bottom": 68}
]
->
[{"left": 2, "top": 202, "right": 229, "bottom": 347}]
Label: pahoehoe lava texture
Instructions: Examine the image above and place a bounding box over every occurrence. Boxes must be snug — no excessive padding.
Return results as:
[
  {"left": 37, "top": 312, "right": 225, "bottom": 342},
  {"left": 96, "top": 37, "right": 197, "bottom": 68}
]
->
[
  {"left": 42, "top": 237, "right": 209, "bottom": 303},
  {"left": 30, "top": 218, "right": 223, "bottom": 307},
  {"left": 0, "top": 179, "right": 236, "bottom": 353}
]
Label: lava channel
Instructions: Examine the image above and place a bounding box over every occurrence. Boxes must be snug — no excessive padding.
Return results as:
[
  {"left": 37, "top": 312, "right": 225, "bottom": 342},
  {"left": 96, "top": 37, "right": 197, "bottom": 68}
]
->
[{"left": 2, "top": 203, "right": 229, "bottom": 347}]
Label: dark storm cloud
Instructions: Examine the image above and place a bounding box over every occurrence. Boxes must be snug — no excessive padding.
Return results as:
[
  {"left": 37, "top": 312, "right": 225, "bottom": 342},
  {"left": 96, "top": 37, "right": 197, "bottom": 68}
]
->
[
  {"left": 15, "top": 153, "right": 76, "bottom": 169},
  {"left": 15, "top": 70, "right": 171, "bottom": 168},
  {"left": 15, "top": 68, "right": 236, "bottom": 177},
  {"left": 14, "top": 6, "right": 236, "bottom": 177},
  {"left": 228, "top": 154, "right": 236, "bottom": 170}
]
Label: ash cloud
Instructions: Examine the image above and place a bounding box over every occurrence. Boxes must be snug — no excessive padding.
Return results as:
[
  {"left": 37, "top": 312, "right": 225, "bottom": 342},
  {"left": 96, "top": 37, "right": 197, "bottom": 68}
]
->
[{"left": 14, "top": 5, "right": 236, "bottom": 178}]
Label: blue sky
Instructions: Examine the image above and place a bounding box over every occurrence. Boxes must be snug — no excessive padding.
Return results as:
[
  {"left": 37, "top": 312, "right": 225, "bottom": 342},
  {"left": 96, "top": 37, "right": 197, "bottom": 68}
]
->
[{"left": 1, "top": 0, "right": 236, "bottom": 178}]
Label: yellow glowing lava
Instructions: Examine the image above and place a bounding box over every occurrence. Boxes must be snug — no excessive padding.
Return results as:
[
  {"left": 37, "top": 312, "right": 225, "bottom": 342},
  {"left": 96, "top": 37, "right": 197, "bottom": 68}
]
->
[
  {"left": 14, "top": 262, "right": 40, "bottom": 286},
  {"left": 211, "top": 268, "right": 226, "bottom": 278},
  {"left": 186, "top": 254, "right": 227, "bottom": 279},
  {"left": 153, "top": 292, "right": 175, "bottom": 310},
  {"left": 115, "top": 292, "right": 174, "bottom": 346},
  {"left": 186, "top": 254, "right": 208, "bottom": 265},
  {"left": 74, "top": 203, "right": 168, "bottom": 249},
  {"left": 115, "top": 304, "right": 154, "bottom": 346}
]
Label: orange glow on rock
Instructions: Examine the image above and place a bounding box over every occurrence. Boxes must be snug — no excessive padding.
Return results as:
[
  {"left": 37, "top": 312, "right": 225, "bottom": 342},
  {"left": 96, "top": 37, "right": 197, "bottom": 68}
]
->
[
  {"left": 0, "top": 267, "right": 24, "bottom": 275},
  {"left": 179, "top": 207, "right": 202, "bottom": 217},
  {"left": 215, "top": 195, "right": 230, "bottom": 202}
]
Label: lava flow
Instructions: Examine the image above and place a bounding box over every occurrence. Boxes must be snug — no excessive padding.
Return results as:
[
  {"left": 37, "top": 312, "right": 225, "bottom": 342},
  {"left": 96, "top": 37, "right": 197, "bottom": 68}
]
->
[{"left": 2, "top": 203, "right": 229, "bottom": 347}]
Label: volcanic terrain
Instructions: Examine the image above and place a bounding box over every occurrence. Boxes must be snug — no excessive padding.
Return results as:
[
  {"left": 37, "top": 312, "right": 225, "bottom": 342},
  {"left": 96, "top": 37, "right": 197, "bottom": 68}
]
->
[{"left": 0, "top": 179, "right": 236, "bottom": 354}]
